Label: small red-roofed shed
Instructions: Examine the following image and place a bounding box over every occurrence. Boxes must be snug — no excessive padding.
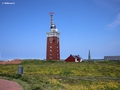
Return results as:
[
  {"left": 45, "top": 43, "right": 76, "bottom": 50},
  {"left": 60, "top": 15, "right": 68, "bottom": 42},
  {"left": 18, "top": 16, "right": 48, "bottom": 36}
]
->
[{"left": 65, "top": 54, "right": 82, "bottom": 62}]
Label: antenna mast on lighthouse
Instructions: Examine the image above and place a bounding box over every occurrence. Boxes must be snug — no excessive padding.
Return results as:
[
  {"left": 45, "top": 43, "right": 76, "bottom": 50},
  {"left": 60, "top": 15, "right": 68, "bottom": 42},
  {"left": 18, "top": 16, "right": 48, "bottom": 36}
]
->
[{"left": 49, "top": 12, "right": 54, "bottom": 28}]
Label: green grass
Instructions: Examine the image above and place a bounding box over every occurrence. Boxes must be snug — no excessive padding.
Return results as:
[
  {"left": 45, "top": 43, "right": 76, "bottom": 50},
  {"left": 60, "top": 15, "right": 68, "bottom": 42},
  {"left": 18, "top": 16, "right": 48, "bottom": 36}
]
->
[{"left": 0, "top": 60, "right": 120, "bottom": 90}]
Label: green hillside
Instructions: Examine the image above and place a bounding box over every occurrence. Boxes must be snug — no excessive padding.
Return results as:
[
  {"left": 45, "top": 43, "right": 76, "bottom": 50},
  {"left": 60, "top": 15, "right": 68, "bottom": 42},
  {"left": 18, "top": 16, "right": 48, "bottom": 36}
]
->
[{"left": 0, "top": 60, "right": 120, "bottom": 90}]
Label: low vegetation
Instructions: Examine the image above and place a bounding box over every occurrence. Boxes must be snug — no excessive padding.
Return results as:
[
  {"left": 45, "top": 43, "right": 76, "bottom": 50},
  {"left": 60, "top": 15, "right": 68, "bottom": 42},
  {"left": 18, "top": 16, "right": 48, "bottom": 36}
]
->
[{"left": 0, "top": 60, "right": 120, "bottom": 90}]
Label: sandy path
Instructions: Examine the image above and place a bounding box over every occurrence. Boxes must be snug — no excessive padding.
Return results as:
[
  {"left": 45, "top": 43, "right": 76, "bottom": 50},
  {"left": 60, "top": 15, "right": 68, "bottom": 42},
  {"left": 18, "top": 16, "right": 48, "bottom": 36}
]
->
[{"left": 0, "top": 79, "right": 23, "bottom": 90}]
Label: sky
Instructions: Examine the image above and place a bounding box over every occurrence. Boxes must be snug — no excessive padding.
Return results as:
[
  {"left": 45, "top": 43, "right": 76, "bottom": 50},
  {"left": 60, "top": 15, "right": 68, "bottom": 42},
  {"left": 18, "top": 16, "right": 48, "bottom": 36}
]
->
[{"left": 0, "top": 0, "right": 120, "bottom": 60}]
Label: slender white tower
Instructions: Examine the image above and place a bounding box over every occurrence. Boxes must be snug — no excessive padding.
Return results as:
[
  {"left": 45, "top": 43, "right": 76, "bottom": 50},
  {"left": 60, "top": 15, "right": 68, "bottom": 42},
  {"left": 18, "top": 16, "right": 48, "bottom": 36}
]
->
[{"left": 0, "top": 53, "right": 1, "bottom": 60}]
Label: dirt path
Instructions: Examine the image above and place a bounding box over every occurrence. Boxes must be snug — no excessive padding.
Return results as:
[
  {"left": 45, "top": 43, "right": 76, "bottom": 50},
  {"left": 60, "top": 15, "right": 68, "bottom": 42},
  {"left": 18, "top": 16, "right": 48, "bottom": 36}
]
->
[{"left": 0, "top": 79, "right": 23, "bottom": 90}]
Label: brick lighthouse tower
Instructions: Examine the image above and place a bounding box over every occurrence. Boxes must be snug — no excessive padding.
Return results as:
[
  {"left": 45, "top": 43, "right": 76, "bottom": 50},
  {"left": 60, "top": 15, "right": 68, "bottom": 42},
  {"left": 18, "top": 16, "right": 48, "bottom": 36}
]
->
[{"left": 46, "top": 12, "right": 60, "bottom": 60}]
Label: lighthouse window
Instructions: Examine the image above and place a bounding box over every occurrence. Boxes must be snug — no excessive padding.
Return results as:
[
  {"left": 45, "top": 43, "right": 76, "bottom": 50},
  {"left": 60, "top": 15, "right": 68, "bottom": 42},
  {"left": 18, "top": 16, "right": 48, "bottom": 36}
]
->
[
  {"left": 50, "top": 50, "right": 52, "bottom": 52},
  {"left": 49, "top": 37, "right": 53, "bottom": 41},
  {"left": 50, "top": 46, "right": 52, "bottom": 48},
  {"left": 57, "top": 38, "right": 59, "bottom": 42}
]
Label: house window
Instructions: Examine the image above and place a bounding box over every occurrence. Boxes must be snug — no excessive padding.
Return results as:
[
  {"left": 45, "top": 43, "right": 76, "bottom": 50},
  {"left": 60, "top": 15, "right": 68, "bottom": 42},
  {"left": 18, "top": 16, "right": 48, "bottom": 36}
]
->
[
  {"left": 50, "top": 57, "right": 52, "bottom": 59},
  {"left": 50, "top": 50, "right": 52, "bottom": 52},
  {"left": 50, "top": 46, "right": 52, "bottom": 48}
]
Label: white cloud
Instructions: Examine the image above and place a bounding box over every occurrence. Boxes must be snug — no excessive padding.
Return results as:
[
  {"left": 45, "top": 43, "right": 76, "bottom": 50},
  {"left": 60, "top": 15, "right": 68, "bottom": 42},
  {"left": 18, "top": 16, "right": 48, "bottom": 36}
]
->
[{"left": 108, "top": 13, "right": 120, "bottom": 28}]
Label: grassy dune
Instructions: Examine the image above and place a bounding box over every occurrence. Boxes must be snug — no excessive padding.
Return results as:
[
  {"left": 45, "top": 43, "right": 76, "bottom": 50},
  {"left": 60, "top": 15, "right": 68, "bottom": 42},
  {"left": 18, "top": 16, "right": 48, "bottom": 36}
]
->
[{"left": 0, "top": 60, "right": 120, "bottom": 90}]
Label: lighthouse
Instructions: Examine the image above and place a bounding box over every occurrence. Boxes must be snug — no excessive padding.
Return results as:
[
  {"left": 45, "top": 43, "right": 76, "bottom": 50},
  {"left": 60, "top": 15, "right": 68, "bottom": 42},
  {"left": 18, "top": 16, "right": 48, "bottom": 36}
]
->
[{"left": 46, "top": 12, "right": 60, "bottom": 60}]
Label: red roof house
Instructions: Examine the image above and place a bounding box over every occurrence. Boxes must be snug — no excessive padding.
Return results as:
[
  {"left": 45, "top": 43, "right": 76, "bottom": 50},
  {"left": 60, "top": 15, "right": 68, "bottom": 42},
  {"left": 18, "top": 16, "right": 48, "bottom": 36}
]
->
[{"left": 65, "top": 54, "right": 82, "bottom": 62}]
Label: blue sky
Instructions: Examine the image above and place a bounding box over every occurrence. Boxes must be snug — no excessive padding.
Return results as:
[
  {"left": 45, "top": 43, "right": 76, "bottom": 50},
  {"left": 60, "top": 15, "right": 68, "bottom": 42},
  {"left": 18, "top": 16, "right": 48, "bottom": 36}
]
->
[{"left": 0, "top": 0, "right": 120, "bottom": 60}]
